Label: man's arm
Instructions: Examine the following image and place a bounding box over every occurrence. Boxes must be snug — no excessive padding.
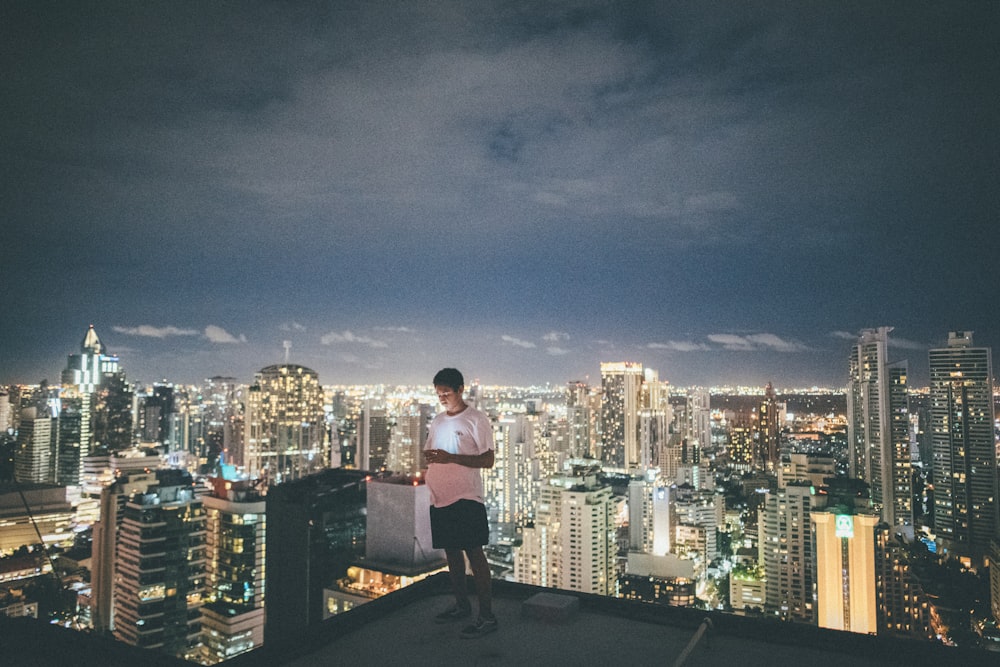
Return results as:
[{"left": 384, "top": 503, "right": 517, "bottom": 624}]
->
[{"left": 423, "top": 448, "right": 494, "bottom": 469}]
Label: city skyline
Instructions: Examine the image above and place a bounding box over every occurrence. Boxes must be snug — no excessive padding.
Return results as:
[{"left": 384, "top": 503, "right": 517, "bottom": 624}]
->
[{"left": 4, "top": 3, "right": 998, "bottom": 389}]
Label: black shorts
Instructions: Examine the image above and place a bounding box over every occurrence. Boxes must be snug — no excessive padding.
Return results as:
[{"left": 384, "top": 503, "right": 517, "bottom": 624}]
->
[{"left": 430, "top": 499, "right": 489, "bottom": 550}]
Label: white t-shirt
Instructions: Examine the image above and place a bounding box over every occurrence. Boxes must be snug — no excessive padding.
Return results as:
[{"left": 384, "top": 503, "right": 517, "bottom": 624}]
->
[{"left": 424, "top": 406, "right": 494, "bottom": 508}]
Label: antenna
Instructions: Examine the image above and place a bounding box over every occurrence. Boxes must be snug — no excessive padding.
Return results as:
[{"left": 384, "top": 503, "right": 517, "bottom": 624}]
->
[{"left": 283, "top": 340, "right": 291, "bottom": 363}]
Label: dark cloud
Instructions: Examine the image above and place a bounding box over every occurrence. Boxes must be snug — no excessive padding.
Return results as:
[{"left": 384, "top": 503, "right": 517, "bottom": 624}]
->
[{"left": 2, "top": 1, "right": 997, "bottom": 388}]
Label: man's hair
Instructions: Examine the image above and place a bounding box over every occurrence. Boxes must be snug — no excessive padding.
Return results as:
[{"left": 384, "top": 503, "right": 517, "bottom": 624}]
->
[{"left": 433, "top": 368, "right": 464, "bottom": 391}]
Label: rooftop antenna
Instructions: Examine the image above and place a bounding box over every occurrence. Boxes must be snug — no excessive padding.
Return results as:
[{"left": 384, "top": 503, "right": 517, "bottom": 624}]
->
[{"left": 283, "top": 340, "right": 292, "bottom": 364}]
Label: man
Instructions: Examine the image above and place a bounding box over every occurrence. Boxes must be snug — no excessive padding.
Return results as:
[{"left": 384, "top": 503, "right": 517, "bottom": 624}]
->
[{"left": 423, "top": 368, "right": 497, "bottom": 638}]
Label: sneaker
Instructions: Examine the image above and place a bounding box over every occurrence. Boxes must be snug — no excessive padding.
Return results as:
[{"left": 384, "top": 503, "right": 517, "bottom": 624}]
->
[
  {"left": 434, "top": 605, "right": 472, "bottom": 624},
  {"left": 460, "top": 616, "right": 498, "bottom": 639}
]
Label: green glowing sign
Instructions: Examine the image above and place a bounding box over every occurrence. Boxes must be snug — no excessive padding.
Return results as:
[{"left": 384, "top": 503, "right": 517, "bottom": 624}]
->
[{"left": 835, "top": 514, "right": 854, "bottom": 538}]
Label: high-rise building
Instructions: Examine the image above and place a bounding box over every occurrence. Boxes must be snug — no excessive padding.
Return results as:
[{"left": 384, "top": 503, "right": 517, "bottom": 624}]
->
[
  {"left": 514, "top": 467, "right": 616, "bottom": 595},
  {"left": 244, "top": 364, "right": 326, "bottom": 484},
  {"left": 627, "top": 476, "right": 674, "bottom": 556},
  {"left": 847, "top": 327, "right": 912, "bottom": 527},
  {"left": 600, "top": 362, "right": 644, "bottom": 470},
  {"left": 487, "top": 415, "right": 536, "bottom": 543},
  {"left": 90, "top": 470, "right": 160, "bottom": 633},
  {"left": 929, "top": 331, "right": 998, "bottom": 567},
  {"left": 200, "top": 477, "right": 266, "bottom": 664},
  {"left": 566, "top": 381, "right": 593, "bottom": 459},
  {"left": 812, "top": 509, "right": 880, "bottom": 634},
  {"left": 875, "top": 525, "right": 933, "bottom": 640},
  {"left": 757, "top": 383, "right": 782, "bottom": 472},
  {"left": 359, "top": 400, "right": 391, "bottom": 472},
  {"left": 264, "top": 468, "right": 368, "bottom": 644},
  {"left": 760, "top": 482, "right": 815, "bottom": 622},
  {"left": 685, "top": 388, "right": 712, "bottom": 453},
  {"left": 113, "top": 470, "right": 206, "bottom": 659},
  {"left": 14, "top": 407, "right": 53, "bottom": 484}
]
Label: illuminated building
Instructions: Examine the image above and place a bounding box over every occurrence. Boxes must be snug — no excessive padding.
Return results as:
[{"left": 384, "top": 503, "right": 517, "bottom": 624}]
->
[
  {"left": 778, "top": 452, "right": 836, "bottom": 488},
  {"left": 812, "top": 509, "right": 880, "bottom": 634},
  {"left": 514, "top": 467, "right": 616, "bottom": 596},
  {"left": 875, "top": 525, "right": 932, "bottom": 640},
  {"left": 729, "top": 563, "right": 766, "bottom": 612},
  {"left": 244, "top": 364, "right": 326, "bottom": 483},
  {"left": 757, "top": 383, "right": 782, "bottom": 472},
  {"left": 599, "top": 362, "right": 644, "bottom": 471},
  {"left": 760, "top": 482, "right": 815, "bottom": 622},
  {"left": 358, "top": 400, "right": 391, "bottom": 472},
  {"left": 619, "top": 553, "right": 697, "bottom": 607},
  {"left": 112, "top": 470, "right": 206, "bottom": 659},
  {"left": 685, "top": 388, "right": 711, "bottom": 455},
  {"left": 13, "top": 407, "right": 52, "bottom": 484},
  {"left": 565, "top": 380, "right": 593, "bottom": 458},
  {"left": 199, "top": 478, "right": 266, "bottom": 664},
  {"left": 0, "top": 483, "right": 74, "bottom": 558},
  {"left": 929, "top": 331, "right": 997, "bottom": 568},
  {"left": 486, "top": 415, "right": 537, "bottom": 543},
  {"left": 847, "top": 327, "right": 912, "bottom": 527},
  {"left": 727, "top": 416, "right": 754, "bottom": 471},
  {"left": 90, "top": 470, "right": 160, "bottom": 633},
  {"left": 627, "top": 476, "right": 673, "bottom": 556}
]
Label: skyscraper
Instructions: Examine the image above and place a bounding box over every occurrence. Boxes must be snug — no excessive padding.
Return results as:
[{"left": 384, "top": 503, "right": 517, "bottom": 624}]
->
[
  {"left": 515, "top": 467, "right": 616, "bottom": 596},
  {"left": 244, "top": 364, "right": 326, "bottom": 483},
  {"left": 929, "top": 331, "right": 997, "bottom": 567},
  {"left": 847, "top": 327, "right": 912, "bottom": 527},
  {"left": 113, "top": 469, "right": 206, "bottom": 659},
  {"left": 14, "top": 404, "right": 53, "bottom": 484},
  {"left": 760, "top": 482, "right": 815, "bottom": 622},
  {"left": 600, "top": 362, "right": 644, "bottom": 471},
  {"left": 812, "top": 509, "right": 880, "bottom": 634},
  {"left": 565, "top": 380, "right": 593, "bottom": 459},
  {"left": 200, "top": 477, "right": 266, "bottom": 664},
  {"left": 757, "top": 383, "right": 782, "bottom": 472}
]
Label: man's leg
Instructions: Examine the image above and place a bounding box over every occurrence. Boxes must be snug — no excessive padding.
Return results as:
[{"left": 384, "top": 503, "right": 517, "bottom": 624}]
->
[
  {"left": 445, "top": 548, "right": 471, "bottom": 610},
  {"left": 465, "top": 545, "right": 493, "bottom": 619}
]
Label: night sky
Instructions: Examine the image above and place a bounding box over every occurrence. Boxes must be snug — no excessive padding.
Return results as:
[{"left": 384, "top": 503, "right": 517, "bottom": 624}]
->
[{"left": 3, "top": 2, "right": 998, "bottom": 389}]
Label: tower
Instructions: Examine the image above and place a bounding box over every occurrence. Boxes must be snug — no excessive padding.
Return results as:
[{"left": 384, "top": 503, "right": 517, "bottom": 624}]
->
[
  {"left": 760, "top": 483, "right": 815, "bottom": 622},
  {"left": 757, "top": 383, "right": 782, "bottom": 472},
  {"left": 244, "top": 364, "right": 326, "bottom": 483},
  {"left": 514, "top": 467, "right": 616, "bottom": 595},
  {"left": 847, "top": 327, "right": 912, "bottom": 526},
  {"left": 566, "top": 380, "right": 592, "bottom": 459},
  {"left": 113, "top": 470, "right": 206, "bottom": 659},
  {"left": 812, "top": 509, "right": 880, "bottom": 634},
  {"left": 14, "top": 406, "right": 53, "bottom": 484},
  {"left": 200, "top": 477, "right": 266, "bottom": 663},
  {"left": 929, "top": 331, "right": 997, "bottom": 567},
  {"left": 600, "top": 362, "right": 644, "bottom": 470}
]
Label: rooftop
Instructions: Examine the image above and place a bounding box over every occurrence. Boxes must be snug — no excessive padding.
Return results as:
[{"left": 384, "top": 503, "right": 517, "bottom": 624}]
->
[
  {"left": 3, "top": 575, "right": 997, "bottom": 666},
  {"left": 230, "top": 575, "right": 996, "bottom": 667}
]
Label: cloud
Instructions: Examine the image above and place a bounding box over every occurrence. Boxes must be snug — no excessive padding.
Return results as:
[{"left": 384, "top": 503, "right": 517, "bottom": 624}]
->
[
  {"left": 648, "top": 341, "right": 711, "bottom": 352},
  {"left": 829, "top": 330, "right": 857, "bottom": 340},
  {"left": 374, "top": 326, "right": 415, "bottom": 333},
  {"left": 888, "top": 336, "right": 926, "bottom": 351},
  {"left": 546, "top": 347, "right": 570, "bottom": 355},
  {"left": 279, "top": 321, "right": 307, "bottom": 332},
  {"left": 542, "top": 331, "right": 570, "bottom": 342},
  {"left": 707, "top": 333, "right": 807, "bottom": 352},
  {"left": 501, "top": 335, "right": 536, "bottom": 349},
  {"left": 113, "top": 325, "right": 199, "bottom": 338},
  {"left": 320, "top": 330, "right": 389, "bottom": 348},
  {"left": 204, "top": 325, "right": 247, "bottom": 344}
]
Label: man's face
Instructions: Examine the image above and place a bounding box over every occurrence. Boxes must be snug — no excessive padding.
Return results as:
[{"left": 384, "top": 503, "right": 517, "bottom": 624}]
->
[{"left": 435, "top": 384, "right": 464, "bottom": 413}]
